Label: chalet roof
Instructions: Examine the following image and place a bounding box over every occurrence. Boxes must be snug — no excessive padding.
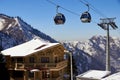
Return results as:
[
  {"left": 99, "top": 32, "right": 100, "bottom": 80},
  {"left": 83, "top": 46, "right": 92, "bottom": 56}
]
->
[
  {"left": 1, "top": 38, "right": 59, "bottom": 57},
  {"left": 102, "top": 72, "right": 120, "bottom": 80},
  {"left": 76, "top": 70, "right": 111, "bottom": 80}
]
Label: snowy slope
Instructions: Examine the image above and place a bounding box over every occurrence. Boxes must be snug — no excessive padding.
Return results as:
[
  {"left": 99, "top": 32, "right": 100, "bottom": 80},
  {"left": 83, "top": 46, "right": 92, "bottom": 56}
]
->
[{"left": 0, "top": 14, "right": 57, "bottom": 49}]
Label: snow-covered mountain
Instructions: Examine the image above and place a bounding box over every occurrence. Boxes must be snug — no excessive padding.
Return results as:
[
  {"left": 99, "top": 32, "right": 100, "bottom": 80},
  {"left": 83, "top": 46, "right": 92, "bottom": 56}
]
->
[
  {"left": 61, "top": 35, "right": 120, "bottom": 74},
  {"left": 0, "top": 14, "right": 57, "bottom": 49}
]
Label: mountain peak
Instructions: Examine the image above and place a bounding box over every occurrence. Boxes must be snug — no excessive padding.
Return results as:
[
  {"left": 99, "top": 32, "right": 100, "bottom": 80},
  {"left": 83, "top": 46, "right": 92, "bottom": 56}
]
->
[
  {"left": 0, "top": 14, "right": 57, "bottom": 49},
  {"left": 0, "top": 14, "right": 12, "bottom": 19},
  {"left": 0, "top": 14, "right": 17, "bottom": 31}
]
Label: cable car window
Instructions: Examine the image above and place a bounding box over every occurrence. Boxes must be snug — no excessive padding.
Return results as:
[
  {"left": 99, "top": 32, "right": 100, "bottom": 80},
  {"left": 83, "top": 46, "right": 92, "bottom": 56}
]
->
[
  {"left": 80, "top": 12, "right": 91, "bottom": 23},
  {"left": 54, "top": 13, "right": 66, "bottom": 24}
]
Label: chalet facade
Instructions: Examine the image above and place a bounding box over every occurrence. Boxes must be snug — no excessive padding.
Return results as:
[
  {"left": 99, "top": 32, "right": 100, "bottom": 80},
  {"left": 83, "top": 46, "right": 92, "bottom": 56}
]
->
[{"left": 1, "top": 38, "right": 68, "bottom": 80}]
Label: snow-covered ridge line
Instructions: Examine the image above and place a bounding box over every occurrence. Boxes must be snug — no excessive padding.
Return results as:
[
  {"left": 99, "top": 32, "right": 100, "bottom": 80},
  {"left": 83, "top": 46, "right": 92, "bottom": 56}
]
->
[
  {"left": 61, "top": 35, "right": 120, "bottom": 74},
  {"left": 0, "top": 14, "right": 57, "bottom": 50}
]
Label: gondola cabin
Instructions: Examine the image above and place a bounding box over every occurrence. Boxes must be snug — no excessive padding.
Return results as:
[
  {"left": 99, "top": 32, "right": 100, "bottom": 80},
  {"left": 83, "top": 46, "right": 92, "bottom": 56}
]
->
[
  {"left": 54, "top": 13, "right": 66, "bottom": 25},
  {"left": 80, "top": 11, "right": 91, "bottom": 23}
]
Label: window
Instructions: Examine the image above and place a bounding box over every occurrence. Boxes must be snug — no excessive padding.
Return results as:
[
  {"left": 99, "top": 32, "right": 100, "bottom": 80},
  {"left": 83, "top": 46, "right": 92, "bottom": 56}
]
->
[
  {"left": 13, "top": 71, "right": 24, "bottom": 78},
  {"left": 42, "top": 71, "right": 47, "bottom": 78},
  {"left": 29, "top": 57, "right": 35, "bottom": 63},
  {"left": 11, "top": 57, "right": 24, "bottom": 63},
  {"left": 28, "top": 71, "right": 34, "bottom": 78},
  {"left": 55, "top": 57, "right": 57, "bottom": 63},
  {"left": 41, "top": 57, "right": 49, "bottom": 63},
  {"left": 11, "top": 58, "right": 15, "bottom": 62},
  {"left": 17, "top": 57, "right": 24, "bottom": 63},
  {"left": 42, "top": 71, "right": 50, "bottom": 78}
]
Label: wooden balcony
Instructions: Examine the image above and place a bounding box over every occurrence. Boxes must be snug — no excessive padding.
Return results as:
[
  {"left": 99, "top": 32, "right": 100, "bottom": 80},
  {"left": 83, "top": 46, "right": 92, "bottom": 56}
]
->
[{"left": 10, "top": 60, "right": 68, "bottom": 70}]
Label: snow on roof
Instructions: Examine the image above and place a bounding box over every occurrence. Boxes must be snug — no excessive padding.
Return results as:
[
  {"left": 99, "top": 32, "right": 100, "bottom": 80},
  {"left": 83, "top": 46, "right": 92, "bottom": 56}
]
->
[
  {"left": 1, "top": 38, "right": 59, "bottom": 57},
  {"left": 76, "top": 70, "right": 111, "bottom": 79},
  {"left": 101, "top": 72, "right": 120, "bottom": 80}
]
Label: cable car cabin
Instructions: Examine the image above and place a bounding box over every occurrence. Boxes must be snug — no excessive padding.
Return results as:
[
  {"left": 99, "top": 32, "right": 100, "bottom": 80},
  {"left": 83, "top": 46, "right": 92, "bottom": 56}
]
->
[
  {"left": 54, "top": 13, "right": 66, "bottom": 25},
  {"left": 80, "top": 11, "right": 91, "bottom": 23}
]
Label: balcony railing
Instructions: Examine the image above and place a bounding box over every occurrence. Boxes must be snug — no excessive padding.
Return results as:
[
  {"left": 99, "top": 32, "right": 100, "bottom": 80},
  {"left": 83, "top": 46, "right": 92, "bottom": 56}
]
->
[{"left": 11, "top": 60, "right": 68, "bottom": 70}]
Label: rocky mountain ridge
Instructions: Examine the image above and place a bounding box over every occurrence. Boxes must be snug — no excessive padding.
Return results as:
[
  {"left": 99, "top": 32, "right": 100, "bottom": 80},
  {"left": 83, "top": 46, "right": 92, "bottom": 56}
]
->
[
  {"left": 62, "top": 35, "right": 120, "bottom": 74},
  {"left": 0, "top": 14, "right": 57, "bottom": 49}
]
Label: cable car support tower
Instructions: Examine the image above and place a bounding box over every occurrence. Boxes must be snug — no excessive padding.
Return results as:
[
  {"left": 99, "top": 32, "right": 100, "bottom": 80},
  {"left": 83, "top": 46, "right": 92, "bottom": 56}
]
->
[{"left": 98, "top": 18, "right": 118, "bottom": 71}]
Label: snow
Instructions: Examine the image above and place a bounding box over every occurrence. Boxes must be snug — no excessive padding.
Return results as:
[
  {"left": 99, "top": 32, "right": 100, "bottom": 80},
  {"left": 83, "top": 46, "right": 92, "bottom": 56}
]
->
[
  {"left": 30, "top": 69, "right": 40, "bottom": 72},
  {"left": 62, "top": 35, "right": 120, "bottom": 74},
  {"left": 1, "top": 38, "right": 59, "bottom": 57},
  {"left": 0, "top": 18, "right": 5, "bottom": 30},
  {"left": 14, "top": 17, "right": 21, "bottom": 26},
  {"left": 102, "top": 72, "right": 120, "bottom": 80},
  {"left": 76, "top": 70, "right": 111, "bottom": 79}
]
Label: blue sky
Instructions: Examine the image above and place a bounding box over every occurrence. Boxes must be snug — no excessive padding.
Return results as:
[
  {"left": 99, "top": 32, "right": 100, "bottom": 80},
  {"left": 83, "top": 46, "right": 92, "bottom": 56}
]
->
[{"left": 0, "top": 0, "right": 120, "bottom": 41}]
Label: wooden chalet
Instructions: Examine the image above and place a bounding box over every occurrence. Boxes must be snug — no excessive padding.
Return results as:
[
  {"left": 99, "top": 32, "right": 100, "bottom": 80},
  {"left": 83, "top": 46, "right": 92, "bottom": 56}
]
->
[{"left": 1, "top": 38, "right": 68, "bottom": 80}]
